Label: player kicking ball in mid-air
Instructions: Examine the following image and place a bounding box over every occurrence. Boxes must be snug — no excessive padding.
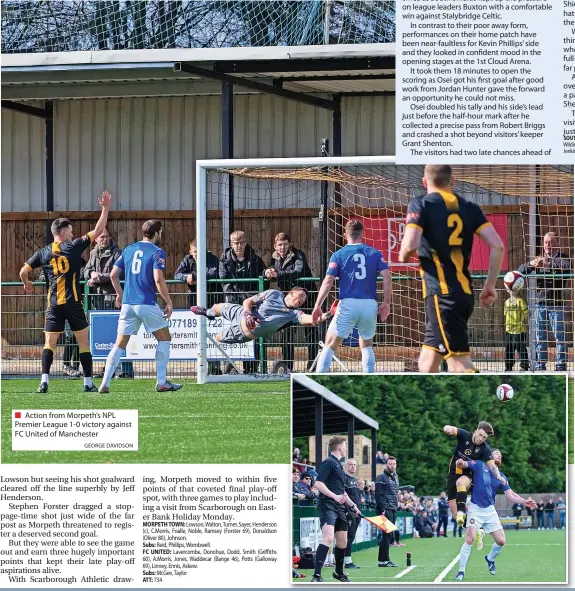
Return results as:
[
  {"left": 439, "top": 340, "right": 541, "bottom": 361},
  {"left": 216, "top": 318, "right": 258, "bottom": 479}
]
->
[
  {"left": 20, "top": 191, "right": 112, "bottom": 393},
  {"left": 453, "top": 449, "right": 537, "bottom": 581},
  {"left": 192, "top": 287, "right": 330, "bottom": 346},
  {"left": 399, "top": 164, "right": 505, "bottom": 372},
  {"left": 98, "top": 219, "right": 182, "bottom": 393},
  {"left": 311, "top": 436, "right": 361, "bottom": 583},
  {"left": 312, "top": 220, "right": 392, "bottom": 373},
  {"left": 444, "top": 422, "right": 505, "bottom": 528}
]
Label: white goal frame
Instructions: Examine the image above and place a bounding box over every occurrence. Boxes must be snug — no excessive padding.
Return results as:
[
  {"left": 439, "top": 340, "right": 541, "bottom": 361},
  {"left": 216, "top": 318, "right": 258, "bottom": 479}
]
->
[{"left": 195, "top": 155, "right": 396, "bottom": 383}]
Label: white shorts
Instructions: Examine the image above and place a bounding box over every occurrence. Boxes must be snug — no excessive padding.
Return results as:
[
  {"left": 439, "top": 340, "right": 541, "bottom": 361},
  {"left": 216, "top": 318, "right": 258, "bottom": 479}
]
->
[
  {"left": 117, "top": 304, "right": 169, "bottom": 336},
  {"left": 328, "top": 298, "right": 378, "bottom": 340},
  {"left": 467, "top": 503, "right": 503, "bottom": 534}
]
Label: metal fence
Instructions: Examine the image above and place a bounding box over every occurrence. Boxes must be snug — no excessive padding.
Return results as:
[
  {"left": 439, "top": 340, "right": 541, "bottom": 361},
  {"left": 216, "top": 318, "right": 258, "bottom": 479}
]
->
[{"left": 2, "top": 273, "right": 572, "bottom": 379}]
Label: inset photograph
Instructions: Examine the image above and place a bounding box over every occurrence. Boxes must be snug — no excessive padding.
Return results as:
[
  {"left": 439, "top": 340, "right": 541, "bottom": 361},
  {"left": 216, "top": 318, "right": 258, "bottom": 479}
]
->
[{"left": 292, "top": 374, "right": 567, "bottom": 584}]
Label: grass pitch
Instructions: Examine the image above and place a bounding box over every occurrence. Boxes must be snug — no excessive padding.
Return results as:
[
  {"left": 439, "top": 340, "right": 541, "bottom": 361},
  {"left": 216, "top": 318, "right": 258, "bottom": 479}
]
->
[
  {"left": 294, "top": 529, "right": 566, "bottom": 584},
  {"left": 1, "top": 379, "right": 289, "bottom": 464}
]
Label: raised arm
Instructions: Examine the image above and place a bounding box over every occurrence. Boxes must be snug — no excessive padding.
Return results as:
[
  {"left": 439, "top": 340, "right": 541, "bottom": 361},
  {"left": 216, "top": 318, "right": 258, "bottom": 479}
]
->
[
  {"left": 299, "top": 311, "right": 330, "bottom": 326},
  {"left": 90, "top": 191, "right": 112, "bottom": 241},
  {"left": 486, "top": 459, "right": 504, "bottom": 482},
  {"left": 444, "top": 425, "right": 458, "bottom": 436}
]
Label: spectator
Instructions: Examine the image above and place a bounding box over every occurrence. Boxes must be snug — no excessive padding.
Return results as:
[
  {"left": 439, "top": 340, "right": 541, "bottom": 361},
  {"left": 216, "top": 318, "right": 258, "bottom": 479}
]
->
[
  {"left": 292, "top": 470, "right": 307, "bottom": 501},
  {"left": 299, "top": 472, "right": 318, "bottom": 500},
  {"left": 357, "top": 479, "right": 366, "bottom": 506},
  {"left": 537, "top": 500, "right": 545, "bottom": 530},
  {"left": 544, "top": 497, "right": 556, "bottom": 529},
  {"left": 451, "top": 515, "right": 463, "bottom": 538},
  {"left": 519, "top": 231, "right": 570, "bottom": 371},
  {"left": 415, "top": 511, "right": 434, "bottom": 538},
  {"left": 264, "top": 233, "right": 318, "bottom": 371},
  {"left": 375, "top": 456, "right": 400, "bottom": 568},
  {"left": 376, "top": 450, "right": 386, "bottom": 465},
  {"left": 512, "top": 501, "right": 524, "bottom": 530},
  {"left": 556, "top": 497, "right": 566, "bottom": 529},
  {"left": 219, "top": 230, "right": 264, "bottom": 374},
  {"left": 503, "top": 286, "right": 529, "bottom": 371},
  {"left": 84, "top": 229, "right": 134, "bottom": 379},
  {"left": 174, "top": 239, "right": 220, "bottom": 307},
  {"left": 437, "top": 491, "right": 449, "bottom": 538},
  {"left": 526, "top": 496, "right": 536, "bottom": 529}
]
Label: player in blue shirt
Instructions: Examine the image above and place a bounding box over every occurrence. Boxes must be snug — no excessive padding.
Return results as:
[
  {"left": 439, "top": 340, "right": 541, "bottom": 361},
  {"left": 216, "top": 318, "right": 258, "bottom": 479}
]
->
[
  {"left": 453, "top": 450, "right": 536, "bottom": 581},
  {"left": 98, "top": 219, "right": 182, "bottom": 393},
  {"left": 312, "top": 219, "right": 392, "bottom": 373}
]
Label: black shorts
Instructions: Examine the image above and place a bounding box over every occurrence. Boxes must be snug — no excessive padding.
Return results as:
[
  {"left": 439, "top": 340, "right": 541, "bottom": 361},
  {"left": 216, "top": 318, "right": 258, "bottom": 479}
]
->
[
  {"left": 446, "top": 472, "right": 473, "bottom": 502},
  {"left": 423, "top": 294, "right": 474, "bottom": 358},
  {"left": 318, "top": 502, "right": 348, "bottom": 532},
  {"left": 45, "top": 302, "right": 89, "bottom": 334}
]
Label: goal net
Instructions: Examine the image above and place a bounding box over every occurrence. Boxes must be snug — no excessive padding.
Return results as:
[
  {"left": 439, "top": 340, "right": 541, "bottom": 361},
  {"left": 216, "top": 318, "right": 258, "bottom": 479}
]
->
[{"left": 196, "top": 157, "right": 573, "bottom": 382}]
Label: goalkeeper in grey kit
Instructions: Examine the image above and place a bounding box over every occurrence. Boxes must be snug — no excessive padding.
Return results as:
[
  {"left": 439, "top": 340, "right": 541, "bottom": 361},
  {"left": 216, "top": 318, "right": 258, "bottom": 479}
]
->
[{"left": 191, "top": 286, "right": 330, "bottom": 344}]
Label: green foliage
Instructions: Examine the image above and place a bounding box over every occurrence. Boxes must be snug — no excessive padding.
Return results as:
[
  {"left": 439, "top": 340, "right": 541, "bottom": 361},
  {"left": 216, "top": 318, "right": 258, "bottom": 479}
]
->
[{"left": 312, "top": 375, "right": 566, "bottom": 495}]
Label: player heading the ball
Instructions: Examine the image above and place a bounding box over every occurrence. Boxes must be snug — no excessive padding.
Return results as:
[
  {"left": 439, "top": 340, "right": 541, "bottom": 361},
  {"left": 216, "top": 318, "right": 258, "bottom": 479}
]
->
[
  {"left": 20, "top": 190, "right": 112, "bottom": 394},
  {"left": 312, "top": 220, "right": 392, "bottom": 373},
  {"left": 399, "top": 164, "right": 505, "bottom": 373},
  {"left": 99, "top": 219, "right": 182, "bottom": 393}
]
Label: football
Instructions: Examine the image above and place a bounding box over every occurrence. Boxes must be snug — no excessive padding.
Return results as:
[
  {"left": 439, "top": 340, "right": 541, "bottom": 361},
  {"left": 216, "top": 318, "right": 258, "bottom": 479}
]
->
[
  {"left": 504, "top": 270, "right": 525, "bottom": 292},
  {"left": 496, "top": 383, "right": 514, "bottom": 402}
]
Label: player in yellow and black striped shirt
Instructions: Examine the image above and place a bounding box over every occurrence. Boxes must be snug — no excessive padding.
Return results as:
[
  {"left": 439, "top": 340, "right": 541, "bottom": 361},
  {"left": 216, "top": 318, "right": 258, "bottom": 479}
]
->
[
  {"left": 20, "top": 191, "right": 112, "bottom": 393},
  {"left": 399, "top": 165, "right": 504, "bottom": 373}
]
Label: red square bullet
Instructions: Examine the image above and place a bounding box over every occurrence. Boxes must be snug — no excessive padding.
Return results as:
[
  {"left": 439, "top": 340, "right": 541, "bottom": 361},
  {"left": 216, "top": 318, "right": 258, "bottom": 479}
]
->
[{"left": 14, "top": 412, "right": 21, "bottom": 419}]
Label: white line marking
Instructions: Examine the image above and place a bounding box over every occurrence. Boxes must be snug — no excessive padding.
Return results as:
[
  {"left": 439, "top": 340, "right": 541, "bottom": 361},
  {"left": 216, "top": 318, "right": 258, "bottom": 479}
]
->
[
  {"left": 395, "top": 565, "right": 417, "bottom": 578},
  {"left": 434, "top": 554, "right": 460, "bottom": 583}
]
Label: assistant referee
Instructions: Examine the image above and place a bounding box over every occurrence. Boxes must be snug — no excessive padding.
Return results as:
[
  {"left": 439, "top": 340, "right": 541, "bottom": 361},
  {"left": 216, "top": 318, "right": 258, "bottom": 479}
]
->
[{"left": 312, "top": 436, "right": 360, "bottom": 583}]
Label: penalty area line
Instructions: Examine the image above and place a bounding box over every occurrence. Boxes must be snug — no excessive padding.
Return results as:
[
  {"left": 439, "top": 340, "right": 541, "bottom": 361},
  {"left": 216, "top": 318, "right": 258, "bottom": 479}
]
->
[
  {"left": 434, "top": 554, "right": 460, "bottom": 583},
  {"left": 395, "top": 565, "right": 417, "bottom": 579}
]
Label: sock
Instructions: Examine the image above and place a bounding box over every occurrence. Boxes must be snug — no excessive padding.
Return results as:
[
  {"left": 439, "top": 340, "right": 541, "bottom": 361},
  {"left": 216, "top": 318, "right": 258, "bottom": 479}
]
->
[
  {"left": 41, "top": 347, "right": 54, "bottom": 379},
  {"left": 456, "top": 486, "right": 467, "bottom": 513},
  {"left": 487, "top": 543, "right": 503, "bottom": 562},
  {"left": 459, "top": 542, "right": 473, "bottom": 572},
  {"left": 102, "top": 345, "right": 125, "bottom": 387},
  {"left": 316, "top": 347, "right": 334, "bottom": 373},
  {"left": 334, "top": 546, "right": 345, "bottom": 575},
  {"left": 79, "top": 349, "right": 93, "bottom": 378},
  {"left": 156, "top": 340, "right": 171, "bottom": 385},
  {"left": 314, "top": 543, "right": 329, "bottom": 577},
  {"left": 361, "top": 347, "right": 375, "bottom": 372},
  {"left": 344, "top": 556, "right": 352, "bottom": 565},
  {"left": 41, "top": 373, "right": 50, "bottom": 384},
  {"left": 205, "top": 306, "right": 217, "bottom": 319}
]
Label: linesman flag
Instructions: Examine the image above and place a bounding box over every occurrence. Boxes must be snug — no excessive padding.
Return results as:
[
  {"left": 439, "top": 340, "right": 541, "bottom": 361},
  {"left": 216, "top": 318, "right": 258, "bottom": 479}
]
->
[{"left": 362, "top": 514, "right": 398, "bottom": 533}]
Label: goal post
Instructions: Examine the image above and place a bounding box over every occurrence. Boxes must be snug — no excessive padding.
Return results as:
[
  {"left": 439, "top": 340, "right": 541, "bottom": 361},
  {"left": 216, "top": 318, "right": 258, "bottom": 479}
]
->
[{"left": 195, "top": 159, "right": 573, "bottom": 383}]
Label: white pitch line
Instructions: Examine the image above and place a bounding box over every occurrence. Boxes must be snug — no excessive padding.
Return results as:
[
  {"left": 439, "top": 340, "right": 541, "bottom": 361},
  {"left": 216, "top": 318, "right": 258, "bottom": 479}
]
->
[
  {"left": 394, "top": 565, "right": 417, "bottom": 579},
  {"left": 434, "top": 554, "right": 460, "bottom": 583}
]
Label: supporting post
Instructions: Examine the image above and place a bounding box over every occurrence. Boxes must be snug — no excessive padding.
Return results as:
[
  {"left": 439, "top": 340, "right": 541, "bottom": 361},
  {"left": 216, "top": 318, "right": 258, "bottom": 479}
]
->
[
  {"left": 222, "top": 81, "right": 234, "bottom": 236},
  {"left": 315, "top": 395, "right": 324, "bottom": 469},
  {"left": 323, "top": 0, "right": 331, "bottom": 45},
  {"left": 319, "top": 139, "right": 330, "bottom": 342},
  {"left": 196, "top": 164, "right": 208, "bottom": 384},
  {"left": 44, "top": 101, "right": 54, "bottom": 244},
  {"left": 347, "top": 415, "right": 355, "bottom": 460},
  {"left": 332, "top": 95, "right": 343, "bottom": 251},
  {"left": 371, "top": 428, "right": 377, "bottom": 482}
]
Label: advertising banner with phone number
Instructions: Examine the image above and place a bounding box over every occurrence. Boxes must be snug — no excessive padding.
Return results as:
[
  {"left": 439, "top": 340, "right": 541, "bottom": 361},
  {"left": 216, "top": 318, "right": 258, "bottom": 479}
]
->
[{"left": 89, "top": 310, "right": 255, "bottom": 360}]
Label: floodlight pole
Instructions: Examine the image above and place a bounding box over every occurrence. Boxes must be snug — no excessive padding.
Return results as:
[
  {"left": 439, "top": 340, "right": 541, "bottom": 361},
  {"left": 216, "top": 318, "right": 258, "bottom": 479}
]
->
[
  {"left": 315, "top": 394, "right": 324, "bottom": 469},
  {"left": 222, "top": 81, "right": 234, "bottom": 239},
  {"left": 347, "top": 415, "right": 355, "bottom": 459}
]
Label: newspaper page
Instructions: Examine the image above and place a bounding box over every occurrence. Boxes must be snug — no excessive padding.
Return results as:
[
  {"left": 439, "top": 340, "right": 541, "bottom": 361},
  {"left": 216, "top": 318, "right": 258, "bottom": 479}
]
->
[{"left": 0, "top": 0, "right": 573, "bottom": 590}]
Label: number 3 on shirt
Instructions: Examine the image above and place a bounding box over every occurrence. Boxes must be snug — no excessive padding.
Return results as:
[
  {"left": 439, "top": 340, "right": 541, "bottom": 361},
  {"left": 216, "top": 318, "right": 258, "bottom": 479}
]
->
[
  {"left": 448, "top": 213, "right": 463, "bottom": 246},
  {"left": 353, "top": 253, "right": 366, "bottom": 279},
  {"left": 131, "top": 250, "right": 144, "bottom": 274}
]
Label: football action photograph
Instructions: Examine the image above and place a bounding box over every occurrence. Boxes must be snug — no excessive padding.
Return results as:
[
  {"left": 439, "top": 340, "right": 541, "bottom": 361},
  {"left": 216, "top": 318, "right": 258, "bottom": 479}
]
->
[{"left": 291, "top": 374, "right": 567, "bottom": 584}]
